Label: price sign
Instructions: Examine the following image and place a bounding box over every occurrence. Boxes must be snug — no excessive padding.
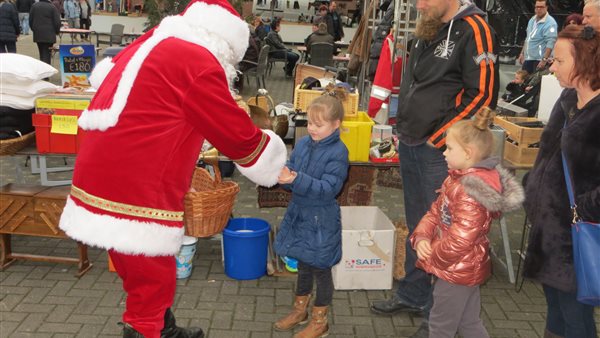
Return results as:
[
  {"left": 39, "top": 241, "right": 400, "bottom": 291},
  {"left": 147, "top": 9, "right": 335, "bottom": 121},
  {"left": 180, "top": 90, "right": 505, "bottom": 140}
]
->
[
  {"left": 59, "top": 45, "right": 96, "bottom": 88},
  {"left": 51, "top": 115, "right": 79, "bottom": 135}
]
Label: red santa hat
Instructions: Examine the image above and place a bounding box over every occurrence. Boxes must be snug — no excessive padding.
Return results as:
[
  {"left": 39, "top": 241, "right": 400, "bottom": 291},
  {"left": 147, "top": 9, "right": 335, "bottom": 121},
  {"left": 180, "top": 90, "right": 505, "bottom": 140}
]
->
[{"left": 86, "top": 0, "right": 249, "bottom": 130}]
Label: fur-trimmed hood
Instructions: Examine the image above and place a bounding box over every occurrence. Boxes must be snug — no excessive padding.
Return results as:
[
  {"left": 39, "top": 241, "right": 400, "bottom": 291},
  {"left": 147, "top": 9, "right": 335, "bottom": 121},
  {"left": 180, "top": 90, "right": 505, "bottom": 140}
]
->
[{"left": 460, "top": 159, "right": 525, "bottom": 212}]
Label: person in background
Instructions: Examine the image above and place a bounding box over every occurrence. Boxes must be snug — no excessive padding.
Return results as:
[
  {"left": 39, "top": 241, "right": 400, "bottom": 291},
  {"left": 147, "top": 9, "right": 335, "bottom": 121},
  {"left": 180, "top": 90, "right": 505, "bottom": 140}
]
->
[
  {"left": 29, "top": 0, "right": 60, "bottom": 65},
  {"left": 350, "top": 0, "right": 362, "bottom": 26},
  {"left": 412, "top": 107, "right": 524, "bottom": 338},
  {"left": 16, "top": 0, "right": 34, "bottom": 35},
  {"left": 264, "top": 18, "right": 299, "bottom": 77},
  {"left": 583, "top": 0, "right": 600, "bottom": 31},
  {"left": 0, "top": 0, "right": 20, "bottom": 53},
  {"left": 314, "top": 5, "right": 327, "bottom": 25},
  {"left": 501, "top": 69, "right": 529, "bottom": 105},
  {"left": 79, "top": 0, "right": 91, "bottom": 41},
  {"left": 563, "top": 13, "right": 583, "bottom": 28},
  {"left": 51, "top": 0, "right": 64, "bottom": 18},
  {"left": 370, "top": 1, "right": 499, "bottom": 337},
  {"left": 57, "top": 0, "right": 287, "bottom": 336},
  {"left": 274, "top": 94, "right": 349, "bottom": 338},
  {"left": 305, "top": 22, "right": 334, "bottom": 56},
  {"left": 63, "top": 0, "right": 80, "bottom": 41},
  {"left": 254, "top": 15, "right": 268, "bottom": 41},
  {"left": 522, "top": 24, "right": 600, "bottom": 338},
  {"left": 518, "top": 0, "right": 558, "bottom": 74},
  {"left": 325, "top": 1, "right": 344, "bottom": 41}
]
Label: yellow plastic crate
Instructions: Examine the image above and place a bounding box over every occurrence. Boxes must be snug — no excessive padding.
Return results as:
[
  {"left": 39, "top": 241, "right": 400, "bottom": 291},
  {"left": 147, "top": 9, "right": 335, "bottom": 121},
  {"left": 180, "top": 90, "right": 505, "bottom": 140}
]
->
[
  {"left": 340, "top": 112, "right": 374, "bottom": 162},
  {"left": 294, "top": 85, "right": 359, "bottom": 117}
]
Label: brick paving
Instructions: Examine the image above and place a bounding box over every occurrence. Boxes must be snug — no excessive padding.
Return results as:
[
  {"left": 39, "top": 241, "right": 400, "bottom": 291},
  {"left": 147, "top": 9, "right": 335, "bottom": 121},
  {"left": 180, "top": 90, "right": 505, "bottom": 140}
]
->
[{"left": 1, "top": 23, "right": 599, "bottom": 338}]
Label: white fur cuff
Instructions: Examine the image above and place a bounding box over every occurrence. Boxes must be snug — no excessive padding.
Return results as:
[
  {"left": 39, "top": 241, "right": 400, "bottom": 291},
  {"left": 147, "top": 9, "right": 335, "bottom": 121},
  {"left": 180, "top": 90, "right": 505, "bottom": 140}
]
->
[{"left": 236, "top": 129, "right": 287, "bottom": 187}]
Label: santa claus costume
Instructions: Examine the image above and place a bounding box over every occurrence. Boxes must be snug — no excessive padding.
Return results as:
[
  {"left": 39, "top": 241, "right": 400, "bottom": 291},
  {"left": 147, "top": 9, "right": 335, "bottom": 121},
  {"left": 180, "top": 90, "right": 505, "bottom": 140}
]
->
[
  {"left": 58, "top": 1, "right": 287, "bottom": 337},
  {"left": 367, "top": 32, "right": 402, "bottom": 124}
]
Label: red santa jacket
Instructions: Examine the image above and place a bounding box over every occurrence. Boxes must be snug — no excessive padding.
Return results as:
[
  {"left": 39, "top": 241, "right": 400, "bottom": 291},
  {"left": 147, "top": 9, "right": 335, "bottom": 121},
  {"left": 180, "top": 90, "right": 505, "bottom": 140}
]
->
[
  {"left": 410, "top": 160, "right": 524, "bottom": 286},
  {"left": 367, "top": 33, "right": 402, "bottom": 118},
  {"left": 59, "top": 1, "right": 287, "bottom": 257}
]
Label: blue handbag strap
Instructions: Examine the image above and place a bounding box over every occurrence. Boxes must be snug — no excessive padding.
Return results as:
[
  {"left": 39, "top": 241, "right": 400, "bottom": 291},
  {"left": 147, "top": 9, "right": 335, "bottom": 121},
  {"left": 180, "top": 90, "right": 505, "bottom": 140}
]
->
[{"left": 561, "top": 119, "right": 584, "bottom": 224}]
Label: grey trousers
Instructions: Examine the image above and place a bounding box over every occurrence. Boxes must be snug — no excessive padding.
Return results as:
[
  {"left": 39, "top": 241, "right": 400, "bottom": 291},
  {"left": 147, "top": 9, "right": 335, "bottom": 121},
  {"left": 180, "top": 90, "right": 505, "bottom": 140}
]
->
[{"left": 429, "top": 278, "right": 489, "bottom": 338}]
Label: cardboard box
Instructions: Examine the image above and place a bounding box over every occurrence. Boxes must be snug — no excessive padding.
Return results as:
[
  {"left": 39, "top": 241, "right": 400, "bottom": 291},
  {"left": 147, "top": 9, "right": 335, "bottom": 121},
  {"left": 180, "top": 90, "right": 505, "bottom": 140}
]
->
[
  {"left": 332, "top": 206, "right": 395, "bottom": 290},
  {"left": 340, "top": 112, "right": 375, "bottom": 162},
  {"left": 34, "top": 94, "right": 92, "bottom": 154},
  {"left": 493, "top": 116, "right": 544, "bottom": 146}
]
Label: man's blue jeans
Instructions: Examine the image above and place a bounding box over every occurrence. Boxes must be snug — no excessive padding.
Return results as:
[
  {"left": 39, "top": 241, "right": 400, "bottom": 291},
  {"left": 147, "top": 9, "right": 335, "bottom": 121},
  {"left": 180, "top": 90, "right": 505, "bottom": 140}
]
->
[
  {"left": 395, "top": 142, "right": 448, "bottom": 315},
  {"left": 18, "top": 13, "right": 29, "bottom": 35},
  {"left": 543, "top": 284, "right": 597, "bottom": 338}
]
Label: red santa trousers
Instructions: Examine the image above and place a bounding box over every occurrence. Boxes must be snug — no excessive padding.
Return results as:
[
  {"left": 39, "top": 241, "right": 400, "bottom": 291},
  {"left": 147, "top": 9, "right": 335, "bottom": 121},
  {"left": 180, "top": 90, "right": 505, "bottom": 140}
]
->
[{"left": 109, "top": 250, "right": 176, "bottom": 338}]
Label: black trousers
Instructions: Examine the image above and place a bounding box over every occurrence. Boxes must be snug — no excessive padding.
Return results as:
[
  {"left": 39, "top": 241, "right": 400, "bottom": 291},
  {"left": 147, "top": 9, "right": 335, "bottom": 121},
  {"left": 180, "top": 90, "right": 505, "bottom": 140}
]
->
[
  {"left": 37, "top": 42, "right": 53, "bottom": 65},
  {"left": 80, "top": 18, "right": 91, "bottom": 38},
  {"left": 296, "top": 261, "right": 334, "bottom": 306},
  {"left": 0, "top": 40, "right": 16, "bottom": 53}
]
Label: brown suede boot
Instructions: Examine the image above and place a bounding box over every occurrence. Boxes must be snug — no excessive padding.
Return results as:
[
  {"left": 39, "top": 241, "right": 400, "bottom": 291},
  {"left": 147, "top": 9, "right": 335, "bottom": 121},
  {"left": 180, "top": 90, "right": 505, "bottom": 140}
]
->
[
  {"left": 274, "top": 294, "right": 311, "bottom": 331},
  {"left": 293, "top": 305, "right": 329, "bottom": 338}
]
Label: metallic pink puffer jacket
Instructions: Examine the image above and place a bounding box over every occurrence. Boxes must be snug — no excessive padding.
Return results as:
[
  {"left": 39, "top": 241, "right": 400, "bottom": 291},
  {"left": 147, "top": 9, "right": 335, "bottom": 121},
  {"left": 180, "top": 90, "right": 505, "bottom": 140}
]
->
[{"left": 410, "top": 161, "right": 524, "bottom": 286}]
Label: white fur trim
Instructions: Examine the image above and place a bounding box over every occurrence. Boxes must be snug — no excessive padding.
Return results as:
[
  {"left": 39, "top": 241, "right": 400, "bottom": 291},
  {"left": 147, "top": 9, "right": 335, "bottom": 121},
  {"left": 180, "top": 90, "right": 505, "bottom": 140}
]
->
[
  {"left": 235, "top": 129, "right": 287, "bottom": 187},
  {"left": 182, "top": 2, "right": 249, "bottom": 63},
  {"left": 79, "top": 3, "right": 248, "bottom": 131},
  {"left": 59, "top": 197, "right": 184, "bottom": 256},
  {"left": 88, "top": 57, "right": 114, "bottom": 89}
]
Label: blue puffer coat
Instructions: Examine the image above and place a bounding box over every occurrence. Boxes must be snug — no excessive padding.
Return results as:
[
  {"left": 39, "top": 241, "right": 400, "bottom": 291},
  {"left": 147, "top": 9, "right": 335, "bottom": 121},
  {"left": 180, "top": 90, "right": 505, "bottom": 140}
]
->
[{"left": 274, "top": 129, "right": 349, "bottom": 269}]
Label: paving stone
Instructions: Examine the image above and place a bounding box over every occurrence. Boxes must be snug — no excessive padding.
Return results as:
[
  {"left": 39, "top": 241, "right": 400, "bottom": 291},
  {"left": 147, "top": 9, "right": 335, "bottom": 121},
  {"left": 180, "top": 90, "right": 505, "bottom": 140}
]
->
[
  {"left": 67, "top": 314, "right": 109, "bottom": 325},
  {"left": 372, "top": 316, "right": 397, "bottom": 335},
  {"left": 0, "top": 319, "right": 19, "bottom": 338},
  {"left": 40, "top": 295, "right": 80, "bottom": 305},
  {"left": 491, "top": 319, "right": 533, "bottom": 330},
  {"left": 15, "top": 312, "right": 47, "bottom": 332},
  {"left": 234, "top": 303, "right": 255, "bottom": 321},
  {"left": 255, "top": 296, "right": 275, "bottom": 313},
  {"left": 231, "top": 319, "right": 273, "bottom": 331},
  {"left": 210, "top": 310, "right": 233, "bottom": 329},
  {"left": 0, "top": 293, "right": 26, "bottom": 311},
  {"left": 37, "top": 322, "right": 81, "bottom": 333},
  {"left": 207, "top": 329, "right": 249, "bottom": 338}
]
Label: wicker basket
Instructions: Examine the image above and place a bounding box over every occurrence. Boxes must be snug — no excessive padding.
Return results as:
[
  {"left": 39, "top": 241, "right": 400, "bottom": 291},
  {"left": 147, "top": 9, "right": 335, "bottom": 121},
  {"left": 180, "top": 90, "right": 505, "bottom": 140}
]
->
[
  {"left": 0, "top": 132, "right": 36, "bottom": 156},
  {"left": 294, "top": 85, "right": 359, "bottom": 116},
  {"left": 184, "top": 165, "right": 240, "bottom": 237}
]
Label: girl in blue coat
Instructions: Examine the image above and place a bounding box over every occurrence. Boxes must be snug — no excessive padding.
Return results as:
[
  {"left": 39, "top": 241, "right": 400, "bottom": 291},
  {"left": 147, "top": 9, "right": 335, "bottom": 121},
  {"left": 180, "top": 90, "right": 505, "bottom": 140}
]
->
[{"left": 274, "top": 94, "right": 349, "bottom": 338}]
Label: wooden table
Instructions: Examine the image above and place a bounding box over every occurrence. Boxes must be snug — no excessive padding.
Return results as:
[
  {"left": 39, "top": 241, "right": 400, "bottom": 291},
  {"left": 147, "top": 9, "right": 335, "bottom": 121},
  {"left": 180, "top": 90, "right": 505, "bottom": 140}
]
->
[{"left": 59, "top": 28, "right": 94, "bottom": 44}]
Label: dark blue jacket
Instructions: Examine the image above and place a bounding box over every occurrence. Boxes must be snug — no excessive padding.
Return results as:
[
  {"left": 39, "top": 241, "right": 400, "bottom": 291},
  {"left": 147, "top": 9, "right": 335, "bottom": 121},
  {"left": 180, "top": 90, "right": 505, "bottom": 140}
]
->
[{"left": 274, "top": 129, "right": 349, "bottom": 269}]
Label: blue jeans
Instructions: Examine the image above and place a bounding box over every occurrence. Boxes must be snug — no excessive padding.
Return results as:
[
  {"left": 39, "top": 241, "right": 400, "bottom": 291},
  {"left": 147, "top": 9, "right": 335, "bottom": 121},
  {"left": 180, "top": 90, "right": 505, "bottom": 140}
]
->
[
  {"left": 269, "top": 50, "right": 299, "bottom": 75},
  {"left": 396, "top": 142, "right": 448, "bottom": 315},
  {"left": 18, "top": 13, "right": 29, "bottom": 35},
  {"left": 543, "top": 284, "right": 597, "bottom": 338},
  {"left": 522, "top": 60, "right": 540, "bottom": 75}
]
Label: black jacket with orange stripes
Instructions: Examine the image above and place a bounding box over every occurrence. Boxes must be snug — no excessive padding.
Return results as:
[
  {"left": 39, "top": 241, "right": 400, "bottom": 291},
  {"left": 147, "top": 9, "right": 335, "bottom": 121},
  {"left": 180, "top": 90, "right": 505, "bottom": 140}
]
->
[{"left": 395, "top": 2, "right": 499, "bottom": 149}]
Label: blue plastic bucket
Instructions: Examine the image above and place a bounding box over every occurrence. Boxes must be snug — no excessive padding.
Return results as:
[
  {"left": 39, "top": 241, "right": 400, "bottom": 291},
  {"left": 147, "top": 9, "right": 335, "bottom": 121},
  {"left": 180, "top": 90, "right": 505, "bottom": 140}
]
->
[
  {"left": 176, "top": 236, "right": 197, "bottom": 279},
  {"left": 223, "top": 218, "right": 270, "bottom": 280}
]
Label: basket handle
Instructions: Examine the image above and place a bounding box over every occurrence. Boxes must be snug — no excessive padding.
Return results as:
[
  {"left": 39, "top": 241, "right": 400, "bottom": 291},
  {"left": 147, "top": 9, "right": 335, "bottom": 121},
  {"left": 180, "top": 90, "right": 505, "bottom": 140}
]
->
[
  {"left": 203, "top": 157, "right": 222, "bottom": 184},
  {"left": 255, "top": 92, "right": 276, "bottom": 116}
]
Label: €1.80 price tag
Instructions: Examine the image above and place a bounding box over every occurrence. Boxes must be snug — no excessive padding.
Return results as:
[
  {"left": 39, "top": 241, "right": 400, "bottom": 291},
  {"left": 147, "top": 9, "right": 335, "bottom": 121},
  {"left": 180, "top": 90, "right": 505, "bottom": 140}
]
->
[{"left": 51, "top": 115, "right": 79, "bottom": 135}]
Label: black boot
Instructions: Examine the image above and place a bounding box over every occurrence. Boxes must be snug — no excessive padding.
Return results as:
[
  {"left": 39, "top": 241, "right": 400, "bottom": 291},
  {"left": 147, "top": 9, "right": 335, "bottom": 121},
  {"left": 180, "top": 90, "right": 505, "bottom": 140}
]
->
[
  {"left": 161, "top": 308, "right": 204, "bottom": 338},
  {"left": 121, "top": 323, "right": 144, "bottom": 338}
]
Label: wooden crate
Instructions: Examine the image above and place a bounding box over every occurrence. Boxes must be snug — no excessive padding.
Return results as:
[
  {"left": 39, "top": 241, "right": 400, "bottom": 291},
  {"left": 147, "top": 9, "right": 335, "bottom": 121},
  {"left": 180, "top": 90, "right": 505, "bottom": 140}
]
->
[
  {"left": 503, "top": 139, "right": 539, "bottom": 167},
  {"left": 33, "top": 186, "right": 71, "bottom": 238},
  {"left": 0, "top": 184, "right": 48, "bottom": 233},
  {"left": 294, "top": 85, "right": 359, "bottom": 116},
  {"left": 494, "top": 116, "right": 544, "bottom": 146}
]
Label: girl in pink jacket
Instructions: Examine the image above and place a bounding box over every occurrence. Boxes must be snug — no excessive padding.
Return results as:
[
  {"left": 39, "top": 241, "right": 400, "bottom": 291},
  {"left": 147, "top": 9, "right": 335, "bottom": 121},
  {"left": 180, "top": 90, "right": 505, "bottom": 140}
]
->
[{"left": 411, "top": 107, "right": 524, "bottom": 338}]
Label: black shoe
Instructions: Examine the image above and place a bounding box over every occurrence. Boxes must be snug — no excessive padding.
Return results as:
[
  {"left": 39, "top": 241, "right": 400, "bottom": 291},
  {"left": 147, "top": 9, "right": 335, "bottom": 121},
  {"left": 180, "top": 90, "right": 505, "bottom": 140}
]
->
[
  {"left": 409, "top": 321, "right": 429, "bottom": 338},
  {"left": 370, "top": 296, "right": 423, "bottom": 315},
  {"left": 121, "top": 323, "right": 144, "bottom": 338},
  {"left": 161, "top": 308, "right": 204, "bottom": 338}
]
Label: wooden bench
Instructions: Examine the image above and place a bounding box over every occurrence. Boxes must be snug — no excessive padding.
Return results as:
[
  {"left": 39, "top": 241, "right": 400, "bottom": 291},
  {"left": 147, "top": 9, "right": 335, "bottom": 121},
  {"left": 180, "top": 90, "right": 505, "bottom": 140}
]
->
[{"left": 0, "top": 184, "right": 92, "bottom": 277}]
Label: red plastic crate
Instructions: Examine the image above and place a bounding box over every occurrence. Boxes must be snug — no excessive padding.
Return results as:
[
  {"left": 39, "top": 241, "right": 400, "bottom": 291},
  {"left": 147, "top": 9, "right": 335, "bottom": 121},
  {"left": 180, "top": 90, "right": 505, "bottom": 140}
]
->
[{"left": 32, "top": 113, "right": 86, "bottom": 154}]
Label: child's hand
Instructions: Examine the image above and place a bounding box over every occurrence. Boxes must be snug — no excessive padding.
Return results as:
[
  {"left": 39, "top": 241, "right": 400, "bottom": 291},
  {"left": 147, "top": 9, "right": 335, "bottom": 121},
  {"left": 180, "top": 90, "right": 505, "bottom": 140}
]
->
[
  {"left": 416, "top": 240, "right": 432, "bottom": 260},
  {"left": 278, "top": 166, "right": 297, "bottom": 184}
]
